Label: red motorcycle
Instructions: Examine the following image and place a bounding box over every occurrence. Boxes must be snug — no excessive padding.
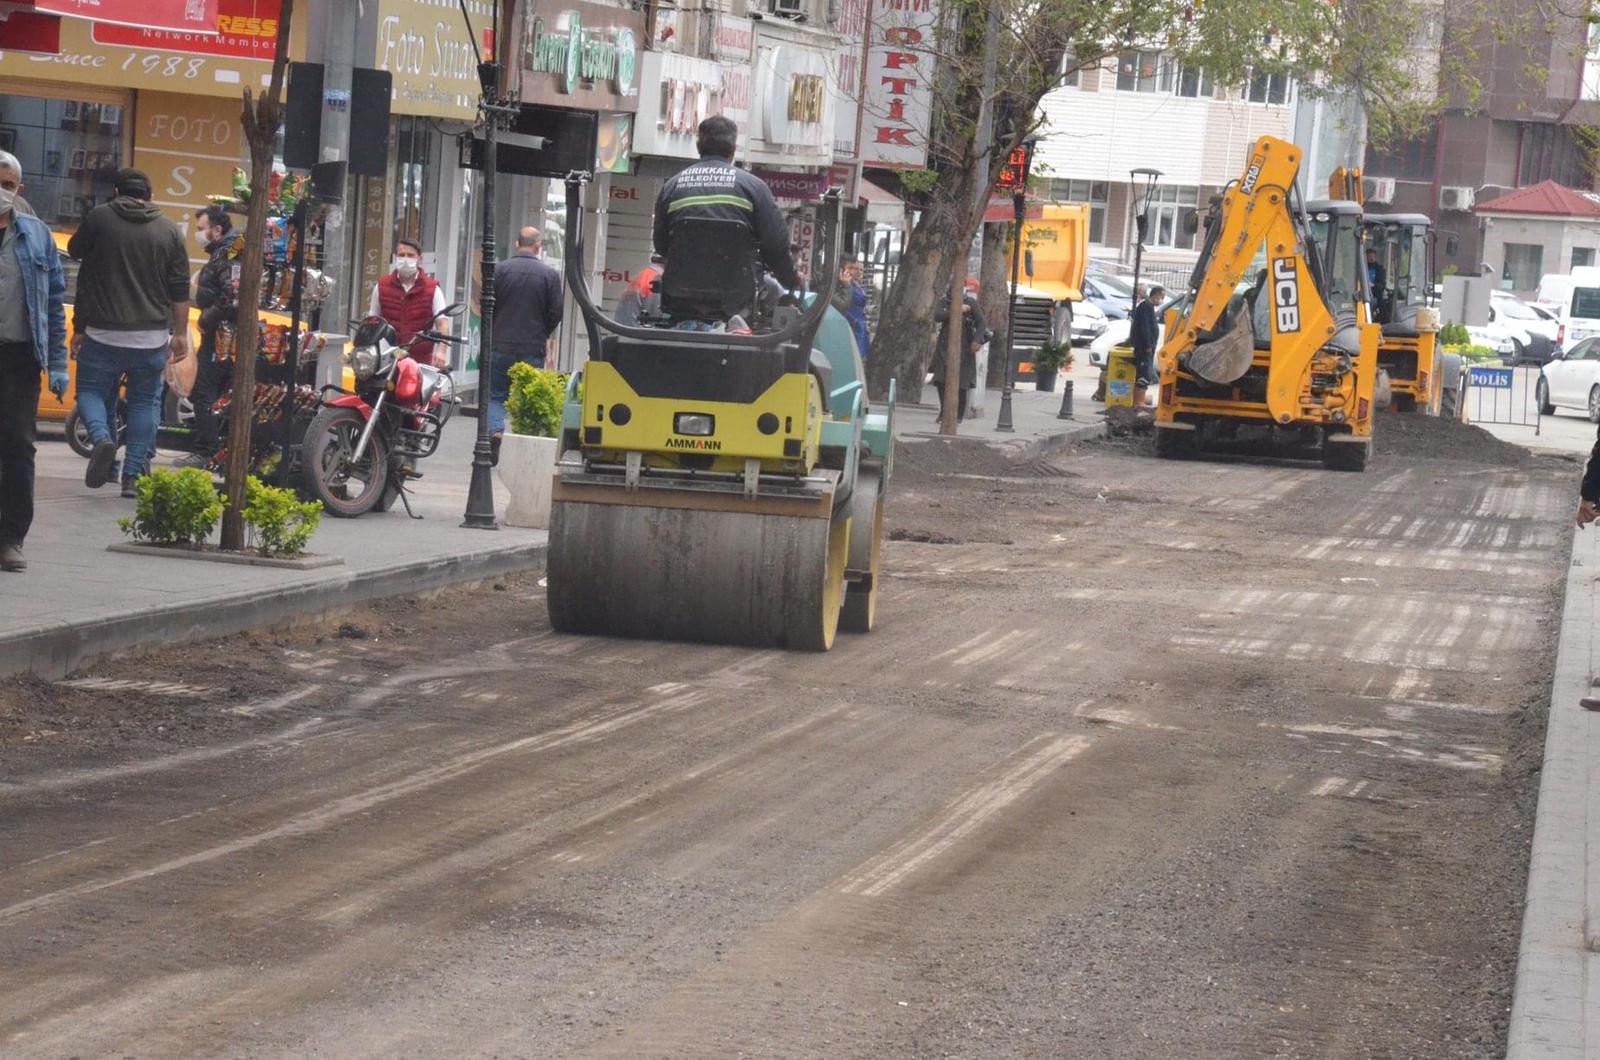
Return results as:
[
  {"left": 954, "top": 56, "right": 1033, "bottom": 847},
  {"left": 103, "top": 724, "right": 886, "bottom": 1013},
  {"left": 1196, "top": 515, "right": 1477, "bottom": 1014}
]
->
[{"left": 301, "top": 308, "right": 465, "bottom": 517}]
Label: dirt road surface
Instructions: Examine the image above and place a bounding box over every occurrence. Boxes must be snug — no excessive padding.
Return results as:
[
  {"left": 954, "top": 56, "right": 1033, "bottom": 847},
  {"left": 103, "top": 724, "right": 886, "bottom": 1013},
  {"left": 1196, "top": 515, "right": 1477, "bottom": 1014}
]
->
[{"left": 0, "top": 417, "right": 1574, "bottom": 1058}]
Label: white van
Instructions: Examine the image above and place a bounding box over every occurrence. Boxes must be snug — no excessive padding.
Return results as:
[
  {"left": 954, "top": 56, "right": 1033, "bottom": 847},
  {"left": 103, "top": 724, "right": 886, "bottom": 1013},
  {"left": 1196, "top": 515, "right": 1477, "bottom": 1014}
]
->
[{"left": 1536, "top": 268, "right": 1600, "bottom": 346}]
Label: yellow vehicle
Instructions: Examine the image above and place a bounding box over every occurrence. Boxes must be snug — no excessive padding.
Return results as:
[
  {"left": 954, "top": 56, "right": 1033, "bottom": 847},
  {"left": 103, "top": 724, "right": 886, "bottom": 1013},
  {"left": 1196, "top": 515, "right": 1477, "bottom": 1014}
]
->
[
  {"left": 544, "top": 181, "right": 892, "bottom": 651},
  {"left": 1365, "top": 213, "right": 1442, "bottom": 413},
  {"left": 1154, "top": 136, "right": 1382, "bottom": 471},
  {"left": 1015, "top": 203, "right": 1090, "bottom": 373}
]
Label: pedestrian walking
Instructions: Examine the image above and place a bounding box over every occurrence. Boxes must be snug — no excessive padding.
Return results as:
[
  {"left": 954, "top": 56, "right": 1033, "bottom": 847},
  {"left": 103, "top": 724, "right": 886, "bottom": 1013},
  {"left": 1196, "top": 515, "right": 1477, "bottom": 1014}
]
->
[
  {"left": 368, "top": 237, "right": 449, "bottom": 366},
  {"left": 0, "top": 150, "right": 68, "bottom": 572},
  {"left": 832, "top": 255, "right": 871, "bottom": 359},
  {"left": 931, "top": 284, "right": 990, "bottom": 423},
  {"left": 488, "top": 225, "right": 563, "bottom": 460},
  {"left": 1130, "top": 284, "right": 1165, "bottom": 408},
  {"left": 177, "top": 204, "right": 242, "bottom": 467},
  {"left": 67, "top": 168, "right": 191, "bottom": 498}
]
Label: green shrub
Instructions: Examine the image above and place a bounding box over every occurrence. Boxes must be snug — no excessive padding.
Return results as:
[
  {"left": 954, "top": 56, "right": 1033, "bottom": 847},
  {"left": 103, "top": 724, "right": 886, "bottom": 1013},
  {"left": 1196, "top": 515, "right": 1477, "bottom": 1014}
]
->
[
  {"left": 1443, "top": 342, "right": 1499, "bottom": 363},
  {"left": 1033, "top": 339, "right": 1070, "bottom": 372},
  {"left": 1439, "top": 322, "right": 1472, "bottom": 346},
  {"left": 506, "top": 361, "right": 567, "bottom": 437},
  {"left": 243, "top": 475, "right": 322, "bottom": 557},
  {"left": 118, "top": 468, "right": 225, "bottom": 546}
]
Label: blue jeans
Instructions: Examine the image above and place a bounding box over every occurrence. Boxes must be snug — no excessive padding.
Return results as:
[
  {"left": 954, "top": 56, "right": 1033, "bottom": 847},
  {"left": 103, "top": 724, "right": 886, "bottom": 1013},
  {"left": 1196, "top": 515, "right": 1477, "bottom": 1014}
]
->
[
  {"left": 488, "top": 350, "right": 544, "bottom": 435},
  {"left": 75, "top": 336, "right": 168, "bottom": 481}
]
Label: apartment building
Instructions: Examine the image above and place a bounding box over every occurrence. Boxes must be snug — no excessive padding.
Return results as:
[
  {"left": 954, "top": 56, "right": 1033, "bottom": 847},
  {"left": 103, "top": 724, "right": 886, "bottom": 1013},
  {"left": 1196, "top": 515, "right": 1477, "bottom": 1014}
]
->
[{"left": 1032, "top": 51, "right": 1294, "bottom": 280}]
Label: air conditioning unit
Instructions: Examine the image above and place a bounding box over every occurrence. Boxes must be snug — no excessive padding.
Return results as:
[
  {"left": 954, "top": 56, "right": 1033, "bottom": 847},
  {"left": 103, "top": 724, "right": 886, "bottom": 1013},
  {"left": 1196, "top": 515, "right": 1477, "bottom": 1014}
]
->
[
  {"left": 1366, "top": 176, "right": 1396, "bottom": 205},
  {"left": 1440, "top": 185, "right": 1475, "bottom": 212},
  {"left": 769, "top": 0, "right": 804, "bottom": 17}
]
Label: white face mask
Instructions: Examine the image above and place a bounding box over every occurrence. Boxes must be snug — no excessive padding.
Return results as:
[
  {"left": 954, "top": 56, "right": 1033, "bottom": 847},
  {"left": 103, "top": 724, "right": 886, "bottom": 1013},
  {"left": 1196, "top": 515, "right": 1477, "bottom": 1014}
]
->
[
  {"left": 195, "top": 228, "right": 211, "bottom": 246},
  {"left": 394, "top": 256, "right": 419, "bottom": 278},
  {"left": 0, "top": 187, "right": 16, "bottom": 214}
]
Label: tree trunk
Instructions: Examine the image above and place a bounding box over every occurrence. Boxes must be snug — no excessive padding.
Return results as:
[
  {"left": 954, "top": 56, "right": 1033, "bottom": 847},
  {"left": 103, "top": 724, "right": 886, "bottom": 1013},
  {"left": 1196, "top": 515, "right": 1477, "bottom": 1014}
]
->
[
  {"left": 979, "top": 221, "right": 1011, "bottom": 388},
  {"left": 865, "top": 163, "right": 980, "bottom": 404},
  {"left": 219, "top": 11, "right": 294, "bottom": 551}
]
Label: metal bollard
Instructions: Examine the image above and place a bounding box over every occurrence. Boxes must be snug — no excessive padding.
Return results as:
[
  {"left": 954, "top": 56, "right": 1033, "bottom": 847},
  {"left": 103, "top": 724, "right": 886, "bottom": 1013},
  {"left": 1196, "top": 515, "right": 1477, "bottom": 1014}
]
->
[{"left": 1057, "top": 379, "right": 1074, "bottom": 419}]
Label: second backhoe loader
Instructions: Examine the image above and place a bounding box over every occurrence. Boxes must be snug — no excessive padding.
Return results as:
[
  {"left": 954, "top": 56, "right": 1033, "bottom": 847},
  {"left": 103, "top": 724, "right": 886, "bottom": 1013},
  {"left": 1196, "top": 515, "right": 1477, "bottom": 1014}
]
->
[{"left": 1154, "top": 137, "right": 1381, "bottom": 470}]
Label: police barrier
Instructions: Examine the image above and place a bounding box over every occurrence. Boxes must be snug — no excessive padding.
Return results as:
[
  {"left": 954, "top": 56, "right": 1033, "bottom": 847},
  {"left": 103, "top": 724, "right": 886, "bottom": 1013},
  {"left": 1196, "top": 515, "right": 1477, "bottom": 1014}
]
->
[{"left": 1466, "top": 364, "right": 1541, "bottom": 436}]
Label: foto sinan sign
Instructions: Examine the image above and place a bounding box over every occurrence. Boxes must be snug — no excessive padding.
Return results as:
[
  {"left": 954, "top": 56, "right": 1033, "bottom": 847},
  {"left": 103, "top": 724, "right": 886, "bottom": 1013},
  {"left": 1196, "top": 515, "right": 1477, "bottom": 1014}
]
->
[{"left": 514, "top": 0, "right": 644, "bottom": 112}]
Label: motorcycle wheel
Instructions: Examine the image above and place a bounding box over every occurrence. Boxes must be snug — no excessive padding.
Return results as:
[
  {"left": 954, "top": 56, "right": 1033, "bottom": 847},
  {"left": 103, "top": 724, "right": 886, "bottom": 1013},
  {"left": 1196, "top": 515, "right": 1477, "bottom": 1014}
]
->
[
  {"left": 302, "top": 405, "right": 390, "bottom": 518},
  {"left": 65, "top": 402, "right": 128, "bottom": 457}
]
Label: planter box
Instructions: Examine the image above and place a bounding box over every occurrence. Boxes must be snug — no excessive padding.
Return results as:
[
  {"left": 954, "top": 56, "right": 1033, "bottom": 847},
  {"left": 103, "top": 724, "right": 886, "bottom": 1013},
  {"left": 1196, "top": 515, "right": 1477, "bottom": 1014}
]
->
[
  {"left": 107, "top": 542, "right": 343, "bottom": 570},
  {"left": 500, "top": 432, "right": 560, "bottom": 529},
  {"left": 1034, "top": 367, "right": 1059, "bottom": 393}
]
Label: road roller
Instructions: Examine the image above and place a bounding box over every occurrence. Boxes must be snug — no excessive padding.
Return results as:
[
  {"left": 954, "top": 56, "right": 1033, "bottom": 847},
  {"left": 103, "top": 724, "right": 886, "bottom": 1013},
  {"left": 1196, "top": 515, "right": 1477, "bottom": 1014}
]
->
[{"left": 545, "top": 177, "right": 894, "bottom": 651}]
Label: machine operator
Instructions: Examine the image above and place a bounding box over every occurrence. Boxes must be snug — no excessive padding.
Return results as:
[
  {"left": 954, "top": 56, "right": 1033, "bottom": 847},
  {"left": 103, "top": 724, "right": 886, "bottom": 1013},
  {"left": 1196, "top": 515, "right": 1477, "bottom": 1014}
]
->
[{"left": 653, "top": 115, "right": 802, "bottom": 294}]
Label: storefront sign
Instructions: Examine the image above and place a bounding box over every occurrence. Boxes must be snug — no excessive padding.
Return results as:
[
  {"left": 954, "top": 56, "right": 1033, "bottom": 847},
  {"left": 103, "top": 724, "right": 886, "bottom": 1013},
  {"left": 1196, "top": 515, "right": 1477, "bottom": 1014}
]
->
[
  {"left": 863, "top": 0, "right": 939, "bottom": 169},
  {"left": 24, "top": 0, "right": 218, "bottom": 34},
  {"left": 633, "top": 51, "right": 739, "bottom": 158},
  {"left": 755, "top": 41, "right": 832, "bottom": 164},
  {"left": 754, "top": 167, "right": 828, "bottom": 202},
  {"left": 706, "top": 13, "right": 753, "bottom": 63},
  {"left": 789, "top": 211, "right": 816, "bottom": 285},
  {"left": 92, "top": 0, "right": 278, "bottom": 60},
  {"left": 513, "top": 0, "right": 643, "bottom": 113},
  {"left": 375, "top": 0, "right": 489, "bottom": 122},
  {"left": 131, "top": 90, "right": 248, "bottom": 260},
  {"left": 0, "top": 0, "right": 299, "bottom": 96},
  {"left": 831, "top": 0, "right": 867, "bottom": 161},
  {"left": 597, "top": 112, "right": 632, "bottom": 173}
]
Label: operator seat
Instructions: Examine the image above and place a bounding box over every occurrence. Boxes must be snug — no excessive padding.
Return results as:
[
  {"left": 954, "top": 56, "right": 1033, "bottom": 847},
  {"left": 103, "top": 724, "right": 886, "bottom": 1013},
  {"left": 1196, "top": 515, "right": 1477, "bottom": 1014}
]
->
[{"left": 659, "top": 217, "right": 760, "bottom": 322}]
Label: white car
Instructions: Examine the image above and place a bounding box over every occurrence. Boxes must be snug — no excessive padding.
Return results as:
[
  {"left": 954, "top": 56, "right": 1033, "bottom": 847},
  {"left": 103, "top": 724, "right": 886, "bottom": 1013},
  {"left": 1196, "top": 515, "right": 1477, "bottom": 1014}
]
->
[
  {"left": 1537, "top": 335, "right": 1600, "bottom": 420},
  {"left": 1070, "top": 299, "right": 1108, "bottom": 346},
  {"left": 1088, "top": 319, "right": 1131, "bottom": 366},
  {"left": 1489, "top": 292, "right": 1559, "bottom": 363}
]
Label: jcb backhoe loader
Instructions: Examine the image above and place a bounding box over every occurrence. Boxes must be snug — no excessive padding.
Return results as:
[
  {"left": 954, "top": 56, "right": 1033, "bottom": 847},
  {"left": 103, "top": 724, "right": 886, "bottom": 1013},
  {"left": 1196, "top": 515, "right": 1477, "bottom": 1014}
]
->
[{"left": 1154, "top": 136, "right": 1381, "bottom": 470}]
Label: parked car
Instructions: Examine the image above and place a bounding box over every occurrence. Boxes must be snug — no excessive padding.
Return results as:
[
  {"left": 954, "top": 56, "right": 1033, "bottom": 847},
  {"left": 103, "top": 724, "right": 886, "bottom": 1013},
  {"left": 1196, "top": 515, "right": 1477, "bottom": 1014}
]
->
[
  {"left": 1069, "top": 298, "right": 1108, "bottom": 346},
  {"left": 1489, "top": 292, "right": 1558, "bottom": 364},
  {"left": 1080, "top": 272, "right": 1138, "bottom": 320},
  {"left": 1537, "top": 336, "right": 1600, "bottom": 420}
]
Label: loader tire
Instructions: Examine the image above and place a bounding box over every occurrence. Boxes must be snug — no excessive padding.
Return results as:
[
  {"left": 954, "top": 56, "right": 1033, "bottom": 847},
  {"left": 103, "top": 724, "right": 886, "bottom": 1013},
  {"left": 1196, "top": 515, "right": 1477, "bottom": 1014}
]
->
[{"left": 1154, "top": 425, "right": 1196, "bottom": 459}]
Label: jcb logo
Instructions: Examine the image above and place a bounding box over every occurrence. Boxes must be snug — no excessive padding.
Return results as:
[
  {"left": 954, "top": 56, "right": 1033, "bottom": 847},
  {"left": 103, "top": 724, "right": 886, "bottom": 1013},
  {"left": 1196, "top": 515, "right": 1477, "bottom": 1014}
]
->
[
  {"left": 1273, "top": 256, "right": 1301, "bottom": 334},
  {"left": 1240, "top": 153, "right": 1265, "bottom": 194}
]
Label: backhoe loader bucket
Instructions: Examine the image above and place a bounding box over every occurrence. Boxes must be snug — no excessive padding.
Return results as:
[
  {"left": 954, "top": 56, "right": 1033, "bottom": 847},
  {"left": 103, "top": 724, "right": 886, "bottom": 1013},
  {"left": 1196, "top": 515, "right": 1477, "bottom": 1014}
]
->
[{"left": 1185, "top": 311, "right": 1257, "bottom": 385}]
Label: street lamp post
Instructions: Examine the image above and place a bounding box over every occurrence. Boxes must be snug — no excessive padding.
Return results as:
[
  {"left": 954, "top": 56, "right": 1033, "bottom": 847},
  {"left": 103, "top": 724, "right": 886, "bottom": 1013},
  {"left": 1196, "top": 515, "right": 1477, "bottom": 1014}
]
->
[
  {"left": 462, "top": 7, "right": 513, "bottom": 530},
  {"left": 994, "top": 137, "right": 1039, "bottom": 434},
  {"left": 1128, "top": 167, "right": 1163, "bottom": 316}
]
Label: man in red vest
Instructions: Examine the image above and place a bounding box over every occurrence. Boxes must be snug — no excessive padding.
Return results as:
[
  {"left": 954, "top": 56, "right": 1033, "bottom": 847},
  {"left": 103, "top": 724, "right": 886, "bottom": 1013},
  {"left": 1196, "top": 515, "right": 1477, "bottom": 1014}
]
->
[{"left": 368, "top": 237, "right": 448, "bottom": 366}]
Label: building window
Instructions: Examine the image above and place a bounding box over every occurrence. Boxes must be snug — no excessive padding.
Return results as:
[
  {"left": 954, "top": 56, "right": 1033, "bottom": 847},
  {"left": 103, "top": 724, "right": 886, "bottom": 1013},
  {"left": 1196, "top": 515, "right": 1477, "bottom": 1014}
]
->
[
  {"left": 1245, "top": 69, "right": 1291, "bottom": 105},
  {"left": 1060, "top": 51, "right": 1079, "bottom": 88},
  {"left": 1518, "top": 123, "right": 1591, "bottom": 187},
  {"left": 1046, "top": 178, "right": 1108, "bottom": 243},
  {"left": 1366, "top": 128, "right": 1436, "bottom": 181},
  {"left": 1145, "top": 185, "right": 1200, "bottom": 249},
  {"left": 1176, "top": 66, "right": 1213, "bottom": 98},
  {"left": 0, "top": 94, "right": 129, "bottom": 235},
  {"left": 1502, "top": 243, "right": 1544, "bottom": 291},
  {"left": 1116, "top": 51, "right": 1172, "bottom": 93},
  {"left": 1576, "top": 247, "right": 1596, "bottom": 269}
]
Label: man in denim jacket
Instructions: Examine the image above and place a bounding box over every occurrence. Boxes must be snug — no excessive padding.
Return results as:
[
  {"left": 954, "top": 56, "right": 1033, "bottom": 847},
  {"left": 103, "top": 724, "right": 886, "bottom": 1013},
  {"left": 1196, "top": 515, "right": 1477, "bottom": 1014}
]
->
[{"left": 0, "top": 150, "right": 68, "bottom": 573}]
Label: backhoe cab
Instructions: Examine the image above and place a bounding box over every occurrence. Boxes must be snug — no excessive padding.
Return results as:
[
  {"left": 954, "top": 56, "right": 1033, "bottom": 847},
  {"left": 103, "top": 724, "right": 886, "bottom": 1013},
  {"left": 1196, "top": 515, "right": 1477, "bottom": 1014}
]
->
[
  {"left": 1364, "top": 213, "right": 1443, "bottom": 413},
  {"left": 1154, "top": 136, "right": 1381, "bottom": 471}
]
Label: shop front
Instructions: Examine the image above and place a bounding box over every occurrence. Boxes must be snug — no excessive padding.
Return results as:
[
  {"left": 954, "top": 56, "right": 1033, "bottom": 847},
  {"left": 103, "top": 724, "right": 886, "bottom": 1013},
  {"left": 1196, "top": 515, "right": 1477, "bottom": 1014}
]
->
[
  {"left": 0, "top": 0, "right": 304, "bottom": 270},
  {"left": 747, "top": 28, "right": 835, "bottom": 285}
]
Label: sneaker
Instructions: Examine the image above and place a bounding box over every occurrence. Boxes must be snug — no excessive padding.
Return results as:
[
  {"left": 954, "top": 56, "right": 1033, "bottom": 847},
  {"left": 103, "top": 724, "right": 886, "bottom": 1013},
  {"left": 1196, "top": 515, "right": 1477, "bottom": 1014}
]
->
[
  {"left": 1581, "top": 697, "right": 1600, "bottom": 711},
  {"left": 85, "top": 440, "right": 118, "bottom": 488},
  {"left": 121, "top": 479, "right": 139, "bottom": 499},
  {"left": 174, "top": 452, "right": 211, "bottom": 469},
  {"left": 0, "top": 542, "right": 23, "bottom": 572}
]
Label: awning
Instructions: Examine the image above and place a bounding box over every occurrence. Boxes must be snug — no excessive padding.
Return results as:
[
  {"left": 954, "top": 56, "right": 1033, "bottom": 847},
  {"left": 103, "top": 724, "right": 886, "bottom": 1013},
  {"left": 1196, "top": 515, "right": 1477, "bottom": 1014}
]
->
[
  {"left": 0, "top": 0, "right": 218, "bottom": 34},
  {"left": 858, "top": 179, "right": 906, "bottom": 225}
]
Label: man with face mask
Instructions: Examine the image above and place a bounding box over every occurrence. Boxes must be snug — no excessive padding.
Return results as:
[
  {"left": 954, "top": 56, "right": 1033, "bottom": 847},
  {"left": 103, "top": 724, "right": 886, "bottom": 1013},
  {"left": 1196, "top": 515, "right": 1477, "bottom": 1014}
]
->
[
  {"left": 176, "top": 204, "right": 243, "bottom": 466},
  {"left": 368, "top": 237, "right": 448, "bottom": 366},
  {"left": 0, "top": 150, "right": 68, "bottom": 572}
]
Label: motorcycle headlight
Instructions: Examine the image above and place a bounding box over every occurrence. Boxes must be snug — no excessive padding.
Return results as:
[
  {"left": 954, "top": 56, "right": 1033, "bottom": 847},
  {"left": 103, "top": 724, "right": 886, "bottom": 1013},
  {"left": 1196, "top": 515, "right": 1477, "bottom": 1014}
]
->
[{"left": 347, "top": 346, "right": 380, "bottom": 380}]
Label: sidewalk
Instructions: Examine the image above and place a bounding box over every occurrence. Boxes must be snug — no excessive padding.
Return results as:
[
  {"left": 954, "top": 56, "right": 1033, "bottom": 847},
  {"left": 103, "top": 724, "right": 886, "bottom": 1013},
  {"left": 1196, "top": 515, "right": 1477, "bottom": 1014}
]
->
[
  {"left": 1509, "top": 523, "right": 1600, "bottom": 1058},
  {"left": 898, "top": 363, "right": 1106, "bottom": 458},
  {"left": 3, "top": 379, "right": 1100, "bottom": 680}
]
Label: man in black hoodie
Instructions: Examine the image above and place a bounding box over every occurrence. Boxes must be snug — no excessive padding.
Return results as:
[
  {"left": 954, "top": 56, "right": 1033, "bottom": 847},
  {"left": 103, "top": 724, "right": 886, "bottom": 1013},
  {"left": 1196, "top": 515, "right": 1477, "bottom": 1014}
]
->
[
  {"left": 177, "top": 204, "right": 242, "bottom": 465},
  {"left": 68, "top": 168, "right": 190, "bottom": 496}
]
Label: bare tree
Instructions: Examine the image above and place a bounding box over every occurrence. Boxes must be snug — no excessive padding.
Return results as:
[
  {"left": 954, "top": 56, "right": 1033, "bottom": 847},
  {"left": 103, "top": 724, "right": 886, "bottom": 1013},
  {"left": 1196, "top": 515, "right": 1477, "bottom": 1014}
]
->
[{"left": 220, "top": 9, "right": 295, "bottom": 550}]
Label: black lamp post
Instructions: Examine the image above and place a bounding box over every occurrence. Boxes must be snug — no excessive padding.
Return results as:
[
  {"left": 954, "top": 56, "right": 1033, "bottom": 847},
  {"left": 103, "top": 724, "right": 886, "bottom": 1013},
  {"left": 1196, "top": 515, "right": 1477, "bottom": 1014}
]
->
[
  {"left": 462, "top": 3, "right": 513, "bottom": 530},
  {"left": 1128, "top": 167, "right": 1162, "bottom": 315},
  {"left": 994, "top": 136, "right": 1039, "bottom": 434}
]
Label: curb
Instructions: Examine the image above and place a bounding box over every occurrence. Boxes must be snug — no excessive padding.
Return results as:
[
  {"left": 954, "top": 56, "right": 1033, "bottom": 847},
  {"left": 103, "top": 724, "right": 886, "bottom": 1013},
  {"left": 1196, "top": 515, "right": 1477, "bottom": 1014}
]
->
[
  {"left": 1508, "top": 525, "right": 1594, "bottom": 1058},
  {"left": 0, "top": 539, "right": 549, "bottom": 681},
  {"left": 1009, "top": 420, "right": 1105, "bottom": 459}
]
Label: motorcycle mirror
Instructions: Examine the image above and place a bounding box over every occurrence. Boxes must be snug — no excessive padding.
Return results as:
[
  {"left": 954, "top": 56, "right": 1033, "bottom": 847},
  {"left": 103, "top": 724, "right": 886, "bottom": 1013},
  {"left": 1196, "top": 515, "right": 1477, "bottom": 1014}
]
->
[{"left": 441, "top": 302, "right": 467, "bottom": 318}]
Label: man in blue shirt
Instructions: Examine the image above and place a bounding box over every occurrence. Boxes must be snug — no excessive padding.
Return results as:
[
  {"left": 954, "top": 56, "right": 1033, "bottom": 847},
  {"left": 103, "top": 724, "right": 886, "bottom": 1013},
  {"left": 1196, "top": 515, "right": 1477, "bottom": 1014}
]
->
[{"left": 0, "top": 150, "right": 68, "bottom": 572}]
